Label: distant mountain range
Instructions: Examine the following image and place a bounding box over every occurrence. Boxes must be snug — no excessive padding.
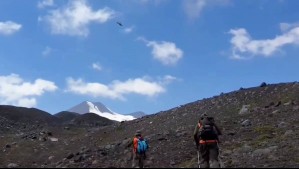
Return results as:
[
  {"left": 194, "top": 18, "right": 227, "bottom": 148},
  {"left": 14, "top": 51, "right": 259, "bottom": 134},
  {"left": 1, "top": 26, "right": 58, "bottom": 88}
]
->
[
  {"left": 126, "top": 111, "right": 147, "bottom": 118},
  {"left": 67, "top": 101, "right": 146, "bottom": 122},
  {"left": 0, "top": 101, "right": 147, "bottom": 130}
]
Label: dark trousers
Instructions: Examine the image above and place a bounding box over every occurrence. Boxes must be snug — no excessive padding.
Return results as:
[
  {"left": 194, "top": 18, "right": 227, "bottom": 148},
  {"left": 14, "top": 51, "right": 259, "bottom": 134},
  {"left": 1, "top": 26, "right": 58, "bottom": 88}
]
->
[
  {"left": 199, "top": 143, "right": 220, "bottom": 168},
  {"left": 132, "top": 152, "right": 146, "bottom": 168}
]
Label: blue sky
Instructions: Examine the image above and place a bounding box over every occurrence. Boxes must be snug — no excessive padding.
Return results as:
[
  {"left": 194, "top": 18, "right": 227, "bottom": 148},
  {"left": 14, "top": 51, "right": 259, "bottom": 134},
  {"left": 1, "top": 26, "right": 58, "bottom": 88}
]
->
[{"left": 0, "top": 0, "right": 299, "bottom": 115}]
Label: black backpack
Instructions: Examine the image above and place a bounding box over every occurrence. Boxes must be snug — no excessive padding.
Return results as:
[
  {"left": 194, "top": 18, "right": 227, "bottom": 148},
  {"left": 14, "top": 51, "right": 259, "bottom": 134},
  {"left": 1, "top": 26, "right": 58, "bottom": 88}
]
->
[{"left": 197, "top": 116, "right": 218, "bottom": 141}]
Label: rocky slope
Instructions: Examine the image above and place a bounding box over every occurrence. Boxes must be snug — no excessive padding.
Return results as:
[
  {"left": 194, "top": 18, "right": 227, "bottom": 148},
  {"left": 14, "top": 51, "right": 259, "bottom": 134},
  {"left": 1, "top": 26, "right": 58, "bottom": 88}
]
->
[{"left": 0, "top": 82, "right": 298, "bottom": 168}]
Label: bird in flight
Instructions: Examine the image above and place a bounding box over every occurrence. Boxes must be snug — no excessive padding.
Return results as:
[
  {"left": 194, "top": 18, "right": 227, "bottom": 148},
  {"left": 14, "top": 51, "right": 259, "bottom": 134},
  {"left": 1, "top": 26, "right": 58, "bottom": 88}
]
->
[{"left": 116, "top": 21, "right": 123, "bottom": 26}]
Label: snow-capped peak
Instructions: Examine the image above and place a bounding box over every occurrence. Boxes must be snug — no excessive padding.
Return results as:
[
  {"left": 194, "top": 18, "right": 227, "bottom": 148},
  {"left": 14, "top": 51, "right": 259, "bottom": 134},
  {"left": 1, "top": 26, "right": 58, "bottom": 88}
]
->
[{"left": 67, "top": 101, "right": 136, "bottom": 122}]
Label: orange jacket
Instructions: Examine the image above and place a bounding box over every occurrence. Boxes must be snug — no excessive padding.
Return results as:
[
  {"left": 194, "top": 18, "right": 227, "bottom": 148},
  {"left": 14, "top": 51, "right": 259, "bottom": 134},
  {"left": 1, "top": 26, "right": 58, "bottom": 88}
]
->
[{"left": 133, "top": 137, "right": 139, "bottom": 153}]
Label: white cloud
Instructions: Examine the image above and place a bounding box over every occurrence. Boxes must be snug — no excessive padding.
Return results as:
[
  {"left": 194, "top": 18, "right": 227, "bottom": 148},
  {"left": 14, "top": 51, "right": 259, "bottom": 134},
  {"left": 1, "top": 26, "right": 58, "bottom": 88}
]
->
[
  {"left": 137, "top": 0, "right": 167, "bottom": 5},
  {"left": 112, "top": 78, "right": 165, "bottom": 97},
  {"left": 66, "top": 78, "right": 120, "bottom": 99},
  {"left": 279, "top": 23, "right": 291, "bottom": 33},
  {"left": 183, "top": 0, "right": 207, "bottom": 19},
  {"left": 0, "top": 21, "right": 22, "bottom": 35},
  {"left": 42, "top": 46, "right": 52, "bottom": 56},
  {"left": 229, "top": 26, "right": 299, "bottom": 59},
  {"left": 37, "top": 0, "right": 54, "bottom": 9},
  {"left": 124, "top": 26, "right": 134, "bottom": 33},
  {"left": 144, "top": 39, "right": 183, "bottom": 65},
  {"left": 183, "top": 0, "right": 231, "bottom": 20},
  {"left": 65, "top": 76, "right": 173, "bottom": 100},
  {"left": 280, "top": 22, "right": 299, "bottom": 33},
  {"left": 17, "top": 98, "right": 37, "bottom": 108},
  {"left": 41, "top": 0, "right": 116, "bottom": 37},
  {"left": 0, "top": 74, "right": 58, "bottom": 107},
  {"left": 92, "top": 63, "right": 102, "bottom": 71},
  {"left": 161, "top": 75, "right": 178, "bottom": 85},
  {"left": 138, "top": 37, "right": 183, "bottom": 65}
]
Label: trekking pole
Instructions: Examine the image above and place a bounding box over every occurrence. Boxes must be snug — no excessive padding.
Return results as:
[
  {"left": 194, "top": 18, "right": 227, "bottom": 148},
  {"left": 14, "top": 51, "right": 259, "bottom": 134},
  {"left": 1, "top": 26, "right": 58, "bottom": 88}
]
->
[{"left": 197, "top": 150, "right": 200, "bottom": 168}]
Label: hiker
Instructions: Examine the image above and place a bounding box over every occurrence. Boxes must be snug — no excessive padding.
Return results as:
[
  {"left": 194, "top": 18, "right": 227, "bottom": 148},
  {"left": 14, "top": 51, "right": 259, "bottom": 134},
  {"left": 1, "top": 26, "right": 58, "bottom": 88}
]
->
[
  {"left": 193, "top": 113, "right": 222, "bottom": 168},
  {"left": 132, "top": 130, "right": 148, "bottom": 168}
]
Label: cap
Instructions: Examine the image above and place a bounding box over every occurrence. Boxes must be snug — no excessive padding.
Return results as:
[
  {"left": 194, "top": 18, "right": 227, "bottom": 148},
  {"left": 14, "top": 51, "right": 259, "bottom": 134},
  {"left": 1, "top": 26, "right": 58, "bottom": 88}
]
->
[
  {"left": 135, "top": 130, "right": 141, "bottom": 136},
  {"left": 200, "top": 113, "right": 208, "bottom": 119}
]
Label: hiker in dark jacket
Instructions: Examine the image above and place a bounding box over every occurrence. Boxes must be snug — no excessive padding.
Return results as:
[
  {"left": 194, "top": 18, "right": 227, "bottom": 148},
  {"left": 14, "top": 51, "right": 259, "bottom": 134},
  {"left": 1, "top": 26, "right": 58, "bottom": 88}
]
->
[{"left": 193, "top": 113, "right": 222, "bottom": 168}]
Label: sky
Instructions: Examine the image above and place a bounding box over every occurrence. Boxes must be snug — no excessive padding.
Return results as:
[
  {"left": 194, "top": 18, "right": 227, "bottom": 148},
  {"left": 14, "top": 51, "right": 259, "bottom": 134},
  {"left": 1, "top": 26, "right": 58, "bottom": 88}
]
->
[{"left": 0, "top": 0, "right": 299, "bottom": 115}]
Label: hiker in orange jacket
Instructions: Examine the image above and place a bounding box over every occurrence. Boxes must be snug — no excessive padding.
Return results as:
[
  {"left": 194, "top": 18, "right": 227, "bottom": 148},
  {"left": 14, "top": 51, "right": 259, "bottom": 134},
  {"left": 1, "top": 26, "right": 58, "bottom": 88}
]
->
[
  {"left": 132, "top": 130, "right": 148, "bottom": 168},
  {"left": 133, "top": 131, "right": 141, "bottom": 154},
  {"left": 193, "top": 113, "right": 222, "bottom": 168}
]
